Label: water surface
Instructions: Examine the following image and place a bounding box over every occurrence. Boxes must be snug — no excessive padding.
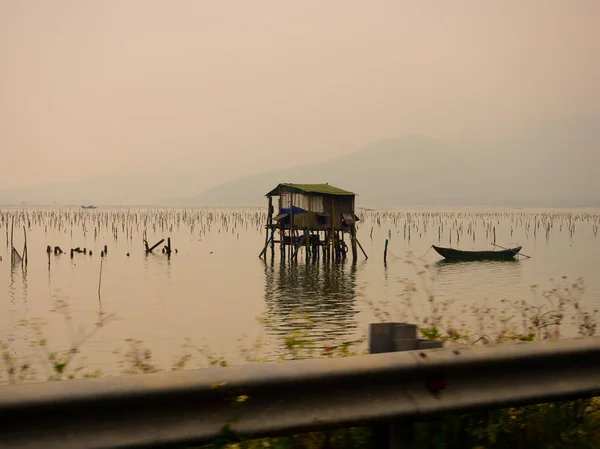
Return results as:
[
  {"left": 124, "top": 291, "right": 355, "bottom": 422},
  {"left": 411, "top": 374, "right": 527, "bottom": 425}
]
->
[{"left": 1, "top": 206, "right": 599, "bottom": 376}]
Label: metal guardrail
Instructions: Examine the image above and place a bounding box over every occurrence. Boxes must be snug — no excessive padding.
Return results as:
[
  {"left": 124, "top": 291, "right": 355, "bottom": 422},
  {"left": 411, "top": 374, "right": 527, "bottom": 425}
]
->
[{"left": 1, "top": 335, "right": 600, "bottom": 448}]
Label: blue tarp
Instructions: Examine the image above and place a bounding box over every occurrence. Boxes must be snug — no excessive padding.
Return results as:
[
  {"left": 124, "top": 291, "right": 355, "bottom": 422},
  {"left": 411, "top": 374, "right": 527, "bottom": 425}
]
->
[{"left": 281, "top": 206, "right": 307, "bottom": 215}]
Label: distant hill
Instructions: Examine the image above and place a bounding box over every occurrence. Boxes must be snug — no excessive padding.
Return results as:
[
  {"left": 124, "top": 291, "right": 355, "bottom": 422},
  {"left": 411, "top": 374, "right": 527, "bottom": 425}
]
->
[
  {"left": 1, "top": 134, "right": 598, "bottom": 207},
  {"left": 190, "top": 135, "right": 600, "bottom": 207}
]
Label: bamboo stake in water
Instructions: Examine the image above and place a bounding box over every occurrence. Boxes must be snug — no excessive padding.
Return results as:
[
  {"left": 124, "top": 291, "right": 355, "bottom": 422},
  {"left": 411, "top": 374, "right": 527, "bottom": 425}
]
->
[
  {"left": 10, "top": 216, "right": 14, "bottom": 264},
  {"left": 98, "top": 258, "right": 104, "bottom": 300},
  {"left": 22, "top": 226, "right": 28, "bottom": 266},
  {"left": 384, "top": 238, "right": 388, "bottom": 264}
]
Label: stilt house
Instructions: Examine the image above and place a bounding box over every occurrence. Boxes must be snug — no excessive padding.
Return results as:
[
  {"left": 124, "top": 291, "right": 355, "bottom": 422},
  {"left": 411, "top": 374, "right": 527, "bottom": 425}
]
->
[{"left": 260, "top": 183, "right": 367, "bottom": 262}]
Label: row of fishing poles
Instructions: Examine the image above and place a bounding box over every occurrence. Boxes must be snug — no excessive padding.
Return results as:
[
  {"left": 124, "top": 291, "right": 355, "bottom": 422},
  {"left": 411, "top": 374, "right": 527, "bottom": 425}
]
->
[
  {"left": 0, "top": 209, "right": 598, "bottom": 251},
  {"left": 0, "top": 209, "right": 270, "bottom": 243},
  {"left": 360, "top": 209, "right": 600, "bottom": 243}
]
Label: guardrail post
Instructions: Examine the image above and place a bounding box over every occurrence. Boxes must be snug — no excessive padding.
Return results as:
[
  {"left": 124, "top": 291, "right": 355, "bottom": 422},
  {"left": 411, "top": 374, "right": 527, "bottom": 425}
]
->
[{"left": 369, "top": 322, "right": 443, "bottom": 448}]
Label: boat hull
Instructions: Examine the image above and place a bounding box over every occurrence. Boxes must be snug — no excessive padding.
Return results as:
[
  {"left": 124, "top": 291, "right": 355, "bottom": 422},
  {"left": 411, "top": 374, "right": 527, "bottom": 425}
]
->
[{"left": 432, "top": 245, "right": 522, "bottom": 261}]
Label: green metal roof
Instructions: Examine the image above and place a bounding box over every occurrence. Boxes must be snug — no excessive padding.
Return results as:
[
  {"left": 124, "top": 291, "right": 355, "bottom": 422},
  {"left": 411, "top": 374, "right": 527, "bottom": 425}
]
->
[{"left": 265, "top": 183, "right": 355, "bottom": 197}]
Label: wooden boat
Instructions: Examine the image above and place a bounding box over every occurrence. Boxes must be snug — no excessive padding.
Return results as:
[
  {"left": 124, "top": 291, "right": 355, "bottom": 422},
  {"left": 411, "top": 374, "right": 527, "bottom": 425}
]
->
[
  {"left": 432, "top": 245, "right": 522, "bottom": 261},
  {"left": 81, "top": 205, "right": 97, "bottom": 209}
]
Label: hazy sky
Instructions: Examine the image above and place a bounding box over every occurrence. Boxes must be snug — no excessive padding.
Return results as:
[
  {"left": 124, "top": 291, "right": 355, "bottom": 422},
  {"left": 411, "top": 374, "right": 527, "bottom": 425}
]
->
[{"left": 1, "top": 0, "right": 599, "bottom": 192}]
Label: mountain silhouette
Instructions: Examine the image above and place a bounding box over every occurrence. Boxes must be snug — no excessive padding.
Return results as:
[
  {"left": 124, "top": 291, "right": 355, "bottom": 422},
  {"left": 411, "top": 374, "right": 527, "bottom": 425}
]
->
[
  {"left": 1, "top": 134, "right": 598, "bottom": 207},
  {"left": 190, "top": 134, "right": 600, "bottom": 207}
]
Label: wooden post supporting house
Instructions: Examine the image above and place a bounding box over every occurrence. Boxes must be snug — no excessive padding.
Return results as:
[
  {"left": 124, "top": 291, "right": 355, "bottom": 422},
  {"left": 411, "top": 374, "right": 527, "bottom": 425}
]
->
[{"left": 259, "top": 183, "right": 367, "bottom": 262}]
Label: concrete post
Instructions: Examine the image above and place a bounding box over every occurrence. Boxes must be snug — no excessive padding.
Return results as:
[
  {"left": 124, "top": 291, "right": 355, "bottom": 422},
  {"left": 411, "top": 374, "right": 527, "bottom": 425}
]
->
[{"left": 369, "top": 322, "right": 443, "bottom": 449}]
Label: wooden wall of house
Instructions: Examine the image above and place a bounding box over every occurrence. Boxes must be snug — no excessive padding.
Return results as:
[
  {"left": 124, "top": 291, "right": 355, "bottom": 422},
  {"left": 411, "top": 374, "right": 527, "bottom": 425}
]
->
[
  {"left": 322, "top": 196, "right": 355, "bottom": 230},
  {"left": 274, "top": 194, "right": 356, "bottom": 231}
]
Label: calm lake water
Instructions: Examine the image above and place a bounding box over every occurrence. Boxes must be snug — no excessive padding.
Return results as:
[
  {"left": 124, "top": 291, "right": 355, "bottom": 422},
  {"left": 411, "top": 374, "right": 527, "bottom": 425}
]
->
[{"left": 1, "top": 206, "right": 599, "bottom": 377}]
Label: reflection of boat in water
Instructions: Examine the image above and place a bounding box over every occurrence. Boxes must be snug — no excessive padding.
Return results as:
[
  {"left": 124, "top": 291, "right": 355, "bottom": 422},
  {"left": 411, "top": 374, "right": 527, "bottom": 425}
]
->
[
  {"left": 435, "top": 258, "right": 519, "bottom": 267},
  {"left": 432, "top": 256, "right": 522, "bottom": 296},
  {"left": 432, "top": 245, "right": 522, "bottom": 261},
  {"left": 81, "top": 205, "right": 97, "bottom": 209}
]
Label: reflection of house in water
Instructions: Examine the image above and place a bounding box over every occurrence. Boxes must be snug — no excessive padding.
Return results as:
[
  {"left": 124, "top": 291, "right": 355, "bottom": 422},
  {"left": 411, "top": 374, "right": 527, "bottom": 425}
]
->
[
  {"left": 260, "top": 183, "right": 367, "bottom": 262},
  {"left": 263, "top": 262, "right": 360, "bottom": 351}
]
